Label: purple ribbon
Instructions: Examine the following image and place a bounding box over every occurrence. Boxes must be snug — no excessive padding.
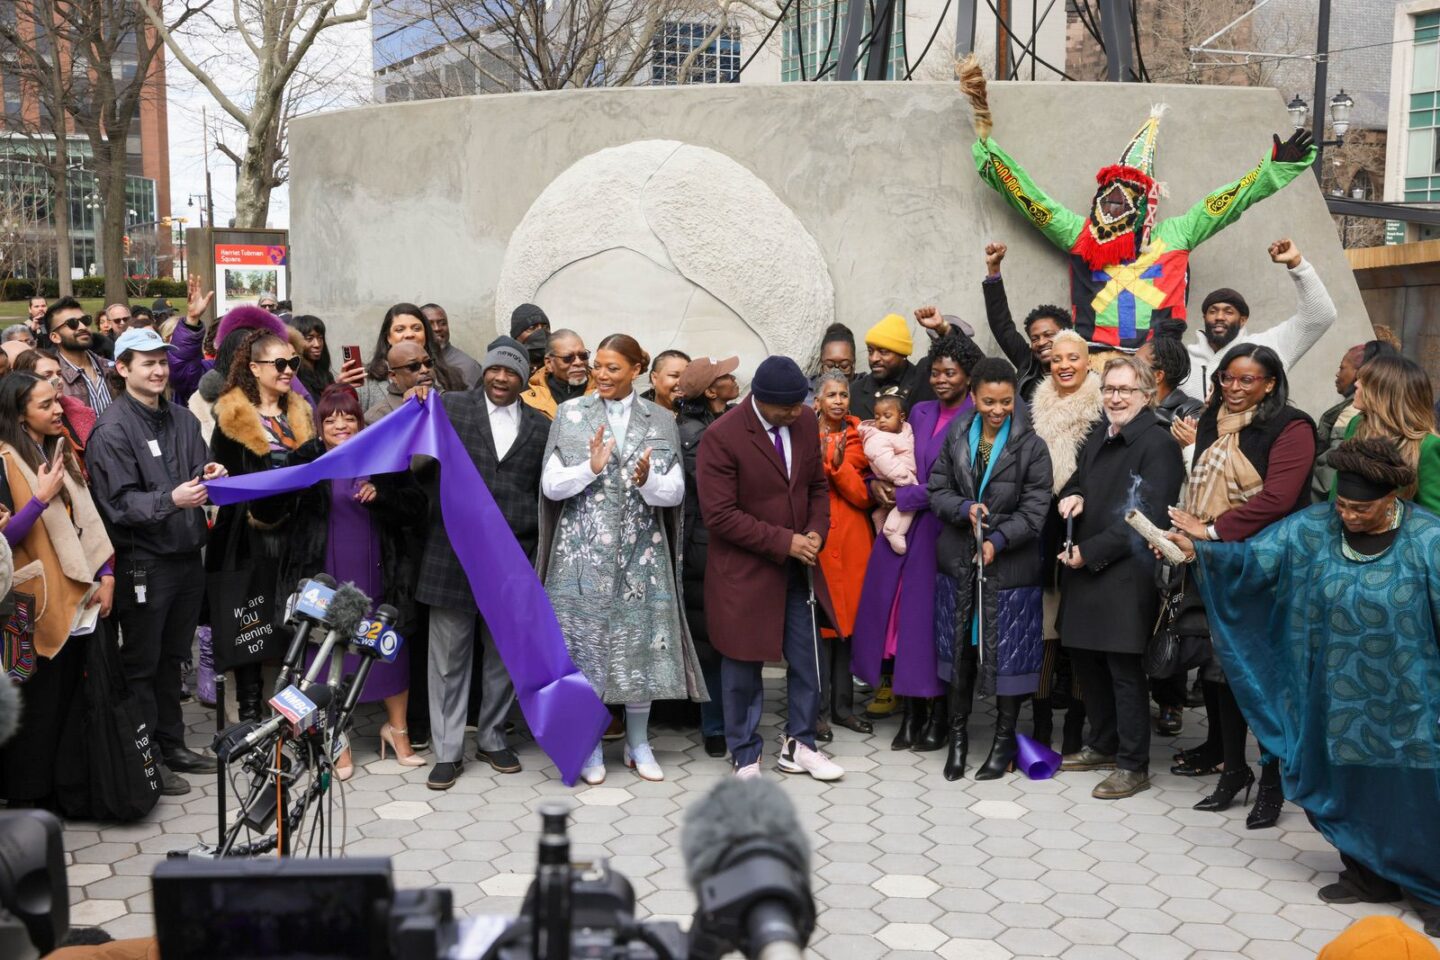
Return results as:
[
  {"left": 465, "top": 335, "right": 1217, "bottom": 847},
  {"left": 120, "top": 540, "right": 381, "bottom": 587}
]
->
[{"left": 204, "top": 395, "right": 609, "bottom": 785}]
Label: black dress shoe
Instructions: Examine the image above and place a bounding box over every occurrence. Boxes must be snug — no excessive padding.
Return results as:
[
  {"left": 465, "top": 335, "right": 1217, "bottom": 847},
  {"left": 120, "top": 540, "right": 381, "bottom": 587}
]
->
[
  {"left": 427, "top": 761, "right": 463, "bottom": 790},
  {"left": 408, "top": 728, "right": 431, "bottom": 751},
  {"left": 477, "top": 748, "right": 521, "bottom": 774},
  {"left": 157, "top": 765, "right": 192, "bottom": 797},
  {"left": 163, "top": 746, "right": 218, "bottom": 774},
  {"left": 704, "top": 735, "right": 727, "bottom": 758}
]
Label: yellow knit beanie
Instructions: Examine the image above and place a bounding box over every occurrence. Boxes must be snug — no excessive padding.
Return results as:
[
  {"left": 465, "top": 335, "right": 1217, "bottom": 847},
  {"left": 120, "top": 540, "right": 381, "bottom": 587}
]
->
[
  {"left": 1318, "top": 917, "right": 1440, "bottom": 960},
  {"left": 865, "top": 313, "right": 913, "bottom": 356}
]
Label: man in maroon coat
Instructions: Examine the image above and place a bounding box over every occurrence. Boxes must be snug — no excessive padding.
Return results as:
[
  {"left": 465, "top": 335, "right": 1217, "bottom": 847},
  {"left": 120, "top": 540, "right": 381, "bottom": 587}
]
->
[{"left": 697, "top": 356, "right": 845, "bottom": 781}]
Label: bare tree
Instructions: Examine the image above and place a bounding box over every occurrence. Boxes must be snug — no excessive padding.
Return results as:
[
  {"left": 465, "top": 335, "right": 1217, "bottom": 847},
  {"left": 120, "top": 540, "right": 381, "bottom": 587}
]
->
[
  {"left": 0, "top": 0, "right": 82, "bottom": 295},
  {"left": 1, "top": 0, "right": 192, "bottom": 305},
  {"left": 390, "top": 0, "right": 710, "bottom": 93},
  {"left": 138, "top": 0, "right": 372, "bottom": 229}
]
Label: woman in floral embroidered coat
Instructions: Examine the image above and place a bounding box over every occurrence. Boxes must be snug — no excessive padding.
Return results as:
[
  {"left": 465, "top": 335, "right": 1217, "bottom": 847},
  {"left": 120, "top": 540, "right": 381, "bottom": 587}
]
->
[{"left": 537, "top": 334, "right": 705, "bottom": 786}]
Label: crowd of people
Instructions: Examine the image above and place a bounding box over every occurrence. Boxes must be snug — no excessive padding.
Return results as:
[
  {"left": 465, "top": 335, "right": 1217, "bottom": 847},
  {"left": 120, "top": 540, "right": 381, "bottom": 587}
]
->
[{"left": 0, "top": 230, "right": 1437, "bottom": 936}]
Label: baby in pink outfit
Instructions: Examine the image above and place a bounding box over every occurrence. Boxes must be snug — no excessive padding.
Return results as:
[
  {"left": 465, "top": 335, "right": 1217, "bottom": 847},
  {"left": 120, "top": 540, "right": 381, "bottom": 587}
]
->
[{"left": 858, "top": 395, "right": 917, "bottom": 554}]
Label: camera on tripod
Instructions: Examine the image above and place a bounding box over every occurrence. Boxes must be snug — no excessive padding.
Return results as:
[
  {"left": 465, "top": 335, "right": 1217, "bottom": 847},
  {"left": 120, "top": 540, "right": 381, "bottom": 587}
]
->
[{"left": 151, "top": 780, "right": 816, "bottom": 960}]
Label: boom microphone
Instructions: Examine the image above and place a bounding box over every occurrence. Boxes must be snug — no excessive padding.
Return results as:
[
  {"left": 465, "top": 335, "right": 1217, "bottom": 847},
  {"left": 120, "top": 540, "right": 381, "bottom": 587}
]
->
[{"left": 681, "top": 779, "right": 815, "bottom": 960}]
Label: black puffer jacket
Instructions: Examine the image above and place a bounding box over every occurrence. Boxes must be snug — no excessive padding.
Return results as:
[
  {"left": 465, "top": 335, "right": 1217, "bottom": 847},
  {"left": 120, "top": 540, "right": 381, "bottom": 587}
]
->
[{"left": 928, "top": 403, "right": 1054, "bottom": 694}]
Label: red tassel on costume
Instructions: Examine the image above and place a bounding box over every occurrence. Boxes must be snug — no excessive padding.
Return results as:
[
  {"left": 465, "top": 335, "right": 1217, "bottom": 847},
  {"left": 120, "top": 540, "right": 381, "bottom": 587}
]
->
[
  {"left": 1095, "top": 164, "right": 1155, "bottom": 191},
  {"left": 1072, "top": 224, "right": 1138, "bottom": 272}
]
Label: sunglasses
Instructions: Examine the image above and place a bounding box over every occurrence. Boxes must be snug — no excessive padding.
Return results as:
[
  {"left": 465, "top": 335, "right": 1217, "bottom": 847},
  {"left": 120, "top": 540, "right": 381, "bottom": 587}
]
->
[
  {"left": 254, "top": 357, "right": 303, "bottom": 374},
  {"left": 259, "top": 303, "right": 278, "bottom": 313},
  {"left": 391, "top": 357, "right": 435, "bottom": 375},
  {"left": 54, "top": 315, "right": 91, "bottom": 332},
  {"left": 549, "top": 351, "right": 590, "bottom": 365}
]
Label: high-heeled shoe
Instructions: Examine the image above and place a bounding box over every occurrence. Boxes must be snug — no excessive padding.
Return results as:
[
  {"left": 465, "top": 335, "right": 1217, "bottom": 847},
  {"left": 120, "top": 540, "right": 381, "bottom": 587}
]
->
[
  {"left": 380, "top": 724, "right": 428, "bottom": 767},
  {"left": 1193, "top": 766, "right": 1255, "bottom": 812},
  {"left": 335, "top": 748, "right": 355, "bottom": 782},
  {"left": 1247, "top": 778, "right": 1284, "bottom": 829},
  {"left": 1170, "top": 746, "right": 1223, "bottom": 777},
  {"left": 975, "top": 696, "right": 1022, "bottom": 781}
]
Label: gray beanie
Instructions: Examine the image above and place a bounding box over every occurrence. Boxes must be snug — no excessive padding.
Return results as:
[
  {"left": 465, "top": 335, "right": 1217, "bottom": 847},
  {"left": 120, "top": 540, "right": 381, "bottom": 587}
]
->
[{"left": 483, "top": 335, "right": 530, "bottom": 381}]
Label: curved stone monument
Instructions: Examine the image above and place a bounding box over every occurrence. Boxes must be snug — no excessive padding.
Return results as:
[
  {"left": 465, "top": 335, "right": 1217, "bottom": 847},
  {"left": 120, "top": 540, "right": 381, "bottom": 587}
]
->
[{"left": 495, "top": 140, "right": 833, "bottom": 378}]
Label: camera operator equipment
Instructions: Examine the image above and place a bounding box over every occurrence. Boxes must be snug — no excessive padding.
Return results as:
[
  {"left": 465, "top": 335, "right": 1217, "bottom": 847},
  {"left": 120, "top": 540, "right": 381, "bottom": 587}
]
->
[{"left": 152, "top": 779, "right": 817, "bottom": 960}]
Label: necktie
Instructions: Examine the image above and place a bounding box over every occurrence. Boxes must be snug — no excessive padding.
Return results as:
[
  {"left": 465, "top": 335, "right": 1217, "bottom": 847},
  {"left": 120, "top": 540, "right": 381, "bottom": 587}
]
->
[{"left": 771, "top": 426, "right": 787, "bottom": 476}]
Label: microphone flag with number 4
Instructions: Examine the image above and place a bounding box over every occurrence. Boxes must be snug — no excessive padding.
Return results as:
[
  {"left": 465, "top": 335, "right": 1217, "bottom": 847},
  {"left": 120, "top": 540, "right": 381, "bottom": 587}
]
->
[{"left": 204, "top": 395, "right": 611, "bottom": 785}]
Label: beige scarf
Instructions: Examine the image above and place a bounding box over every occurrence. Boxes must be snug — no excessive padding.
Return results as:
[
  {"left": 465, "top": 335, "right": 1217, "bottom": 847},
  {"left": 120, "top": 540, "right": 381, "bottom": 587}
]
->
[
  {"left": 3, "top": 445, "right": 113, "bottom": 657},
  {"left": 1184, "top": 409, "right": 1264, "bottom": 523}
]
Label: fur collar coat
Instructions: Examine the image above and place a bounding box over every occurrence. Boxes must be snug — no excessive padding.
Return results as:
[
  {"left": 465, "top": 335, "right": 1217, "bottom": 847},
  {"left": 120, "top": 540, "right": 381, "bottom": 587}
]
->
[{"left": 1029, "top": 372, "right": 1103, "bottom": 493}]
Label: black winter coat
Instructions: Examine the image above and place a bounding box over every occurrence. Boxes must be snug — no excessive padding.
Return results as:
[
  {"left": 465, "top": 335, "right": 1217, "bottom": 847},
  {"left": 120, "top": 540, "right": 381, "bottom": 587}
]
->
[
  {"left": 982, "top": 277, "right": 1046, "bottom": 403},
  {"left": 850, "top": 358, "right": 935, "bottom": 421},
  {"left": 263, "top": 439, "right": 428, "bottom": 633},
  {"left": 678, "top": 399, "right": 722, "bottom": 656},
  {"left": 929, "top": 404, "right": 1054, "bottom": 694},
  {"left": 1058, "top": 408, "right": 1185, "bottom": 655}
]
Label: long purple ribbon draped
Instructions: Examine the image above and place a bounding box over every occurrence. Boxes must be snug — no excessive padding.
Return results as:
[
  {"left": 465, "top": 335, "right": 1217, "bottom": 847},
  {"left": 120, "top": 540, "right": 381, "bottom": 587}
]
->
[{"left": 204, "top": 395, "right": 610, "bottom": 785}]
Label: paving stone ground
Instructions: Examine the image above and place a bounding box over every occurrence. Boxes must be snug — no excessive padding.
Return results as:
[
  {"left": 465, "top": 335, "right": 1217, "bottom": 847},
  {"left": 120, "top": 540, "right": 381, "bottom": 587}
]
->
[{"left": 61, "top": 672, "right": 1434, "bottom": 958}]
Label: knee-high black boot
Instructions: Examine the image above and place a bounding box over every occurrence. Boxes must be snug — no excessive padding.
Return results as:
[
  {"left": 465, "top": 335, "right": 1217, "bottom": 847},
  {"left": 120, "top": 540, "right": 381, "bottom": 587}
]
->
[
  {"left": 976, "top": 695, "right": 1023, "bottom": 780},
  {"left": 944, "top": 659, "right": 977, "bottom": 781},
  {"left": 890, "top": 698, "right": 914, "bottom": 751},
  {"left": 235, "top": 665, "right": 264, "bottom": 723},
  {"left": 1032, "top": 697, "right": 1054, "bottom": 749},
  {"left": 915, "top": 696, "right": 948, "bottom": 752}
]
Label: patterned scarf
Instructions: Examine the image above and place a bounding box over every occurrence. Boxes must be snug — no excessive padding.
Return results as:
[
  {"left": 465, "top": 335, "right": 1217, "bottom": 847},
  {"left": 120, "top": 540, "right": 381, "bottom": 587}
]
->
[{"left": 1184, "top": 408, "right": 1263, "bottom": 522}]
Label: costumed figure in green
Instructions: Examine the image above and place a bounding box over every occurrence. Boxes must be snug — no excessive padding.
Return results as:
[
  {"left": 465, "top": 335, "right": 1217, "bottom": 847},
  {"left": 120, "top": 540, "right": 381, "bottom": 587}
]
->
[
  {"left": 1161, "top": 438, "right": 1440, "bottom": 937},
  {"left": 957, "top": 57, "right": 1317, "bottom": 351}
]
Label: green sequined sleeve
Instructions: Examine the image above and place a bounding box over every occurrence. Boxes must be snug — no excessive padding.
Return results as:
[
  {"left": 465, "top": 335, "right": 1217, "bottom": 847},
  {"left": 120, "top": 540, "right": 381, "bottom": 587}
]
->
[
  {"left": 1157, "top": 145, "right": 1317, "bottom": 252},
  {"left": 972, "top": 138, "right": 1086, "bottom": 253}
]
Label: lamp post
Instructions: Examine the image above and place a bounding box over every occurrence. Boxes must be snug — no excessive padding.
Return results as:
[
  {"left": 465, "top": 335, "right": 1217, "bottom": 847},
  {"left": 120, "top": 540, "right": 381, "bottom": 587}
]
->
[{"left": 1287, "top": 89, "right": 1355, "bottom": 187}]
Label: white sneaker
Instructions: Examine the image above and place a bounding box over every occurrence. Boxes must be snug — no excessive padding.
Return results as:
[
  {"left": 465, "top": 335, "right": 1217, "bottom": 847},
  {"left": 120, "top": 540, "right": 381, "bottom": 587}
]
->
[
  {"left": 777, "top": 737, "right": 843, "bottom": 781},
  {"left": 734, "top": 761, "right": 762, "bottom": 780},
  {"left": 624, "top": 743, "right": 664, "bottom": 782},
  {"left": 580, "top": 743, "right": 606, "bottom": 785}
]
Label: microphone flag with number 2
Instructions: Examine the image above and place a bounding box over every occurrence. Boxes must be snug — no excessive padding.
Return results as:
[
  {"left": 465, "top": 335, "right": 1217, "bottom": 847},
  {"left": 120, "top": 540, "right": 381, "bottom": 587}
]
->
[{"left": 203, "top": 395, "right": 611, "bottom": 785}]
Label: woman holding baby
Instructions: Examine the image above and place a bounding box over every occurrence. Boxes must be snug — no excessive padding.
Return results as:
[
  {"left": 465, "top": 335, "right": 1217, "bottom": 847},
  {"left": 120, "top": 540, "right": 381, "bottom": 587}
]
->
[{"left": 852, "top": 328, "right": 984, "bottom": 754}]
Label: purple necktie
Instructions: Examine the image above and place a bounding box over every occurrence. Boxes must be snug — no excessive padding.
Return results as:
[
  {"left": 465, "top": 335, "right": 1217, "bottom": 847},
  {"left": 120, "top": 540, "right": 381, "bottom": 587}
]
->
[{"left": 771, "top": 426, "right": 787, "bottom": 475}]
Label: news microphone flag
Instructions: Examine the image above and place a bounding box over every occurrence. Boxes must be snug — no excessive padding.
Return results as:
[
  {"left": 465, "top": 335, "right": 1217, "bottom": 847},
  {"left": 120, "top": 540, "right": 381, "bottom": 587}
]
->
[{"left": 203, "top": 396, "right": 611, "bottom": 785}]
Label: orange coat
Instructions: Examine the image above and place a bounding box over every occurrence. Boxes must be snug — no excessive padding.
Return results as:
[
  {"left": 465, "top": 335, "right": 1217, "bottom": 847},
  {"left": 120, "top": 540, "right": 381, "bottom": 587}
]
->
[{"left": 818, "top": 416, "right": 874, "bottom": 637}]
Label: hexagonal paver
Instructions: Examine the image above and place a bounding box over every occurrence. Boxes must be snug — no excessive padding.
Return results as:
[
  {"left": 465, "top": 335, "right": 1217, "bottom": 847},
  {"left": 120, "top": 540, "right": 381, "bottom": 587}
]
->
[
  {"left": 876, "top": 922, "right": 948, "bottom": 951},
  {"left": 871, "top": 874, "right": 939, "bottom": 898},
  {"left": 373, "top": 800, "right": 433, "bottom": 821}
]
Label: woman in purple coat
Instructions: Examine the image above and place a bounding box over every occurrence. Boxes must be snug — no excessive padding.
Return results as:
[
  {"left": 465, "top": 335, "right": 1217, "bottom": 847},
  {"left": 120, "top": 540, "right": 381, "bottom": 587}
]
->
[{"left": 854, "top": 332, "right": 984, "bottom": 750}]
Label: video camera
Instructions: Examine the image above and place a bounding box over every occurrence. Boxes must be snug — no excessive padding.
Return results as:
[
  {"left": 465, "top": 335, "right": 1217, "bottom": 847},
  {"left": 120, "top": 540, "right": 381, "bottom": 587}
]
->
[{"left": 152, "top": 778, "right": 815, "bottom": 960}]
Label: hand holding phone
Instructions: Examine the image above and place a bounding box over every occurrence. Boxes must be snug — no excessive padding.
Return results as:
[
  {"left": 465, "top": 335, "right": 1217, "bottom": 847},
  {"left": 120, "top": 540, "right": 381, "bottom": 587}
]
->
[{"left": 342, "top": 345, "right": 362, "bottom": 368}]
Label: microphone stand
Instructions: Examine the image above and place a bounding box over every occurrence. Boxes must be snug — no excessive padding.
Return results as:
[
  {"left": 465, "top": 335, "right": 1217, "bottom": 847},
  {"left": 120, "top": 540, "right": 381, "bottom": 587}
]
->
[{"left": 973, "top": 515, "right": 987, "bottom": 668}]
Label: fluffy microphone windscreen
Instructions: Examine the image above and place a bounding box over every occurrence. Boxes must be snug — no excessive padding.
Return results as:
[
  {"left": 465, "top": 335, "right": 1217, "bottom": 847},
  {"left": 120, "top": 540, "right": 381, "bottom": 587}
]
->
[
  {"left": 0, "top": 678, "right": 19, "bottom": 748},
  {"left": 680, "top": 778, "right": 810, "bottom": 889},
  {"left": 326, "top": 582, "right": 372, "bottom": 641}
]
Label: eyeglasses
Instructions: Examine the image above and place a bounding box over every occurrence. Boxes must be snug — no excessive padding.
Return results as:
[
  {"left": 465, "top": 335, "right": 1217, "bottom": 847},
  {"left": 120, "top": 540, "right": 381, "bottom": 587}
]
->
[
  {"left": 255, "top": 357, "right": 303, "bottom": 374},
  {"left": 1219, "top": 373, "right": 1271, "bottom": 388},
  {"left": 549, "top": 351, "right": 590, "bottom": 365},
  {"left": 1100, "top": 385, "right": 1142, "bottom": 398},
  {"left": 390, "top": 357, "right": 435, "bottom": 375},
  {"left": 820, "top": 359, "right": 855, "bottom": 373},
  {"left": 54, "top": 315, "right": 90, "bottom": 332}
]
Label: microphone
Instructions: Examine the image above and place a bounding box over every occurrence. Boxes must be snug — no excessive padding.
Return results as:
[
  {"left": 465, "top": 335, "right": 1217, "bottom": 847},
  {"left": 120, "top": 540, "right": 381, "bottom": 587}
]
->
[
  {"left": 681, "top": 779, "right": 815, "bottom": 960},
  {"left": 222, "top": 686, "right": 334, "bottom": 762},
  {"left": 276, "top": 575, "right": 338, "bottom": 693},
  {"left": 344, "top": 604, "right": 402, "bottom": 661},
  {"left": 298, "top": 583, "right": 371, "bottom": 691}
]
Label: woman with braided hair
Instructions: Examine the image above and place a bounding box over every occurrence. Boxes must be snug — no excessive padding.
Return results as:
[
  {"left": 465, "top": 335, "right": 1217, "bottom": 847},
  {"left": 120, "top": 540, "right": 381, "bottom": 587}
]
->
[{"left": 1162, "top": 437, "right": 1440, "bottom": 937}]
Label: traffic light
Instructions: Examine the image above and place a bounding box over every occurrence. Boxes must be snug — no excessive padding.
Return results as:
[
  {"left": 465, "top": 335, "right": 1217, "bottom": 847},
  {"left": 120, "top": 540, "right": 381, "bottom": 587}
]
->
[{"left": 122, "top": 235, "right": 131, "bottom": 254}]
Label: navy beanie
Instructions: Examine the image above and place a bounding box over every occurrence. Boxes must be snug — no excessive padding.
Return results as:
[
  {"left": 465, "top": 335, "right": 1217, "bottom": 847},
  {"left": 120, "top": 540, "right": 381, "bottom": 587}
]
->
[{"left": 751, "top": 356, "right": 809, "bottom": 405}]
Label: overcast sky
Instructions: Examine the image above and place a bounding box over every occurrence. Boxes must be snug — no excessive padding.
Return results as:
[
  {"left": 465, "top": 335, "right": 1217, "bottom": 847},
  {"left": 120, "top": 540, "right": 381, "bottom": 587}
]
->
[{"left": 164, "top": 14, "right": 374, "bottom": 230}]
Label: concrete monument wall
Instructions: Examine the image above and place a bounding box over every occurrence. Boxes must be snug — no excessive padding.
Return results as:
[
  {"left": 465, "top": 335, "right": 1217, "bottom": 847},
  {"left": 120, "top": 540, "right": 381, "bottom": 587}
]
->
[{"left": 290, "top": 81, "right": 1372, "bottom": 413}]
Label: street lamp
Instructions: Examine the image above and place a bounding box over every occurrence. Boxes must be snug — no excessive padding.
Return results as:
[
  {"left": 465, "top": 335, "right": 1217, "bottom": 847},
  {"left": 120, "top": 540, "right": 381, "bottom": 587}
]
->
[{"left": 1287, "top": 90, "right": 1355, "bottom": 146}]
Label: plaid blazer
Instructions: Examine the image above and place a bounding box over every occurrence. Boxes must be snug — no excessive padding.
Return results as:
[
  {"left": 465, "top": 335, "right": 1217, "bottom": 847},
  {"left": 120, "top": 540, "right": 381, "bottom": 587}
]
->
[{"left": 415, "top": 390, "right": 548, "bottom": 612}]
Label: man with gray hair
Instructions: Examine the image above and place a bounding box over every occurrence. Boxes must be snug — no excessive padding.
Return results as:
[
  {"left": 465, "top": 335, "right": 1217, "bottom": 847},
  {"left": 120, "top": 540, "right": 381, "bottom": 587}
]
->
[
  {"left": 418, "top": 335, "right": 548, "bottom": 789},
  {"left": 520, "top": 328, "right": 594, "bottom": 420}
]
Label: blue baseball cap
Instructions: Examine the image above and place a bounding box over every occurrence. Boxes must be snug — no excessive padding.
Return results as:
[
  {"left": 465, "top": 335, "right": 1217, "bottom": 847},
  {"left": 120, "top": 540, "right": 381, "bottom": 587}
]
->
[{"left": 113, "top": 327, "right": 178, "bottom": 356}]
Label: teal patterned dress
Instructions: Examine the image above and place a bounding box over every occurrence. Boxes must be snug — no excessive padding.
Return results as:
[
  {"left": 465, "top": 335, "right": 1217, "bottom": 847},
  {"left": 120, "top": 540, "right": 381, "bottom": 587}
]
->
[
  {"left": 536, "top": 394, "right": 706, "bottom": 705},
  {"left": 1192, "top": 503, "right": 1440, "bottom": 903}
]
